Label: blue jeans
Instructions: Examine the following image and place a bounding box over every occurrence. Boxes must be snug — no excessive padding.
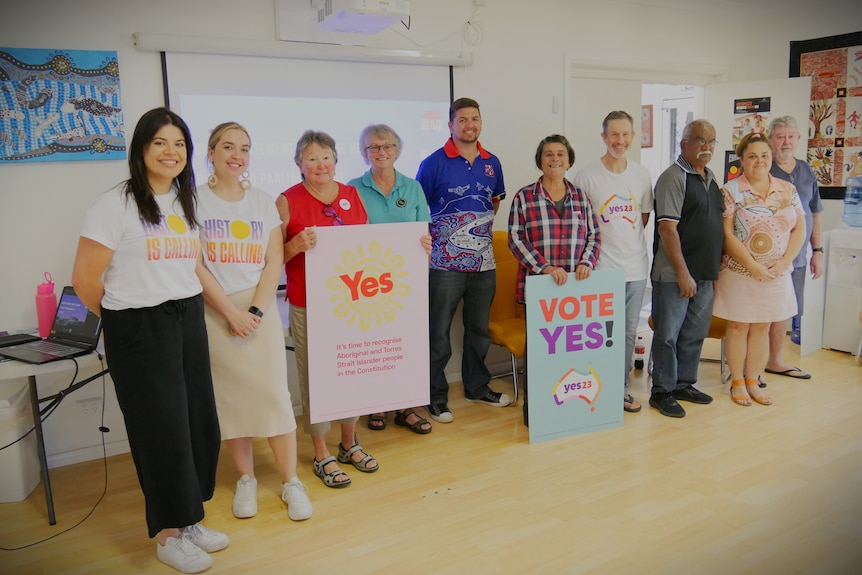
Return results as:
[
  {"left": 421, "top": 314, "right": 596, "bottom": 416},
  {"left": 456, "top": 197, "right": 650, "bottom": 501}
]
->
[
  {"left": 624, "top": 279, "right": 647, "bottom": 387},
  {"left": 650, "top": 280, "right": 714, "bottom": 395},
  {"left": 428, "top": 269, "right": 495, "bottom": 404}
]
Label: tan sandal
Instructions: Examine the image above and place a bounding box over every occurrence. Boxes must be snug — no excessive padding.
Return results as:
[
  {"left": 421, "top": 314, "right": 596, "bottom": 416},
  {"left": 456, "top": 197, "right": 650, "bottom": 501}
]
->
[
  {"left": 730, "top": 379, "right": 751, "bottom": 406},
  {"left": 337, "top": 438, "right": 378, "bottom": 473},
  {"left": 313, "top": 456, "right": 351, "bottom": 488},
  {"left": 745, "top": 378, "right": 773, "bottom": 406}
]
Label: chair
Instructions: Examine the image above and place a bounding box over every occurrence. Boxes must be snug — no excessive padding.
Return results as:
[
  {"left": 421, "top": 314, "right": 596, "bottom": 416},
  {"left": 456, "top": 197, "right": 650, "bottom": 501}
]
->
[
  {"left": 488, "top": 230, "right": 525, "bottom": 403},
  {"left": 647, "top": 315, "right": 729, "bottom": 383}
]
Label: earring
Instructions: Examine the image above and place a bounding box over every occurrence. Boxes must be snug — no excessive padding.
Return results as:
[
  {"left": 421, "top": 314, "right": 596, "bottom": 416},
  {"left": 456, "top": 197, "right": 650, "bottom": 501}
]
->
[
  {"left": 240, "top": 171, "right": 251, "bottom": 190},
  {"left": 207, "top": 166, "right": 218, "bottom": 187}
]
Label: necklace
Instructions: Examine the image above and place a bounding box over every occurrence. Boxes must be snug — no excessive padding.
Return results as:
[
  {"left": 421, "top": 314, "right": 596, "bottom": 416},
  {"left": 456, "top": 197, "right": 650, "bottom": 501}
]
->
[{"left": 304, "top": 180, "right": 336, "bottom": 203}]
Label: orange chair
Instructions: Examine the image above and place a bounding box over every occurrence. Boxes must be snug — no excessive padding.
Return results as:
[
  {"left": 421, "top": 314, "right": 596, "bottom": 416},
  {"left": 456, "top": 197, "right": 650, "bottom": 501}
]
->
[
  {"left": 648, "top": 315, "right": 729, "bottom": 383},
  {"left": 488, "top": 230, "right": 525, "bottom": 403}
]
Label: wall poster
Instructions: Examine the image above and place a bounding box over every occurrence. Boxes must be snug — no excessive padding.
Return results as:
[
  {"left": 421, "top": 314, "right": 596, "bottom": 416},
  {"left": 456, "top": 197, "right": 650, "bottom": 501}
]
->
[
  {"left": 790, "top": 31, "right": 862, "bottom": 199},
  {"left": 641, "top": 104, "right": 653, "bottom": 148},
  {"left": 732, "top": 96, "right": 771, "bottom": 147},
  {"left": 0, "top": 47, "right": 125, "bottom": 163}
]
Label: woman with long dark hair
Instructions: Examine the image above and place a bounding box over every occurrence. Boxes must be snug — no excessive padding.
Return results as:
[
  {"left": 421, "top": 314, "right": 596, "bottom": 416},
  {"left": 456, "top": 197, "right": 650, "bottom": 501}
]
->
[{"left": 72, "top": 107, "right": 227, "bottom": 574}]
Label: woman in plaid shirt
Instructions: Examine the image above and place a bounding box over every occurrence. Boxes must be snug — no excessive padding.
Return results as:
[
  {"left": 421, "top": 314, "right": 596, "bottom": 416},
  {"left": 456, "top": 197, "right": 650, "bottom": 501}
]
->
[{"left": 508, "top": 134, "right": 600, "bottom": 304}]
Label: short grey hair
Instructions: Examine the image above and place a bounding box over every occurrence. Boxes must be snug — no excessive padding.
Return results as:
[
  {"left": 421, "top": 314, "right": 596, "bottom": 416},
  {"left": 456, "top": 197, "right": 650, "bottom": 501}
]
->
[
  {"left": 681, "top": 119, "right": 715, "bottom": 141},
  {"left": 767, "top": 116, "right": 799, "bottom": 137},
  {"left": 358, "top": 124, "right": 403, "bottom": 165},
  {"left": 602, "top": 110, "right": 634, "bottom": 134},
  {"left": 294, "top": 130, "right": 337, "bottom": 165}
]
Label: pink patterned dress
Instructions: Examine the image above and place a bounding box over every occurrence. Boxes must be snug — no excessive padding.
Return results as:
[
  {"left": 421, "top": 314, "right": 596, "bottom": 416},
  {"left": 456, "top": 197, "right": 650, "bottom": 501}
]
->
[{"left": 712, "top": 174, "right": 805, "bottom": 323}]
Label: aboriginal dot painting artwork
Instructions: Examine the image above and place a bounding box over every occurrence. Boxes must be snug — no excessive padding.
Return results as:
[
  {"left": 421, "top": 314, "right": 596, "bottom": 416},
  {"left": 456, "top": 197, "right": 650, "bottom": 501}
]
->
[
  {"left": 794, "top": 35, "right": 862, "bottom": 188},
  {"left": 0, "top": 47, "right": 125, "bottom": 163}
]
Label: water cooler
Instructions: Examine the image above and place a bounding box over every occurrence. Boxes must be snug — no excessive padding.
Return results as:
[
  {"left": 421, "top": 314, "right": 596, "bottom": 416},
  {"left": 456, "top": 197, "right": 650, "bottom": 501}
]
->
[{"left": 822, "top": 227, "right": 862, "bottom": 353}]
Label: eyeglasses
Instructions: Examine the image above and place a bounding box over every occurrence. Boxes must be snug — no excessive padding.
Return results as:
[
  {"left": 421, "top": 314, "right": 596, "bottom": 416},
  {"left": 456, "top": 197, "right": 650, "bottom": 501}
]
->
[
  {"left": 687, "top": 138, "right": 718, "bottom": 147},
  {"left": 365, "top": 144, "right": 397, "bottom": 153},
  {"left": 322, "top": 205, "right": 343, "bottom": 226}
]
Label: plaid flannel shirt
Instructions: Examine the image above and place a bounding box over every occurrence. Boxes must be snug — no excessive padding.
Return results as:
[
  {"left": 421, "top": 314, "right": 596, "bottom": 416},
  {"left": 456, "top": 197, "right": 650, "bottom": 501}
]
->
[{"left": 508, "top": 178, "right": 600, "bottom": 302}]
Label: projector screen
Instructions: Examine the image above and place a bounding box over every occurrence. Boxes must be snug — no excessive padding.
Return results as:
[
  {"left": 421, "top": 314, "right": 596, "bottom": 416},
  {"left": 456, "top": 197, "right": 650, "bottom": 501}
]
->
[{"left": 163, "top": 52, "right": 452, "bottom": 200}]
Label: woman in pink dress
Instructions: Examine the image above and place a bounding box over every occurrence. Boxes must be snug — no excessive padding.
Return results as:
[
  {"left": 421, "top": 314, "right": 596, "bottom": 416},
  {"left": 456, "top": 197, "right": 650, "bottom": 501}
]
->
[{"left": 713, "top": 132, "right": 806, "bottom": 406}]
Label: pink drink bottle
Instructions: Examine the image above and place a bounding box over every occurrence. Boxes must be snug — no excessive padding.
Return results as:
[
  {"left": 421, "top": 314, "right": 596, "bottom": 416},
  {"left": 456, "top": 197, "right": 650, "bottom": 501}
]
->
[{"left": 36, "top": 272, "right": 57, "bottom": 338}]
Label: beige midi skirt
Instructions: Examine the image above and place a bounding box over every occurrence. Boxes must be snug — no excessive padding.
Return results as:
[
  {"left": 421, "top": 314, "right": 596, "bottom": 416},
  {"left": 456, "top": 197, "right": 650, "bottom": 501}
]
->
[{"left": 204, "top": 286, "right": 296, "bottom": 439}]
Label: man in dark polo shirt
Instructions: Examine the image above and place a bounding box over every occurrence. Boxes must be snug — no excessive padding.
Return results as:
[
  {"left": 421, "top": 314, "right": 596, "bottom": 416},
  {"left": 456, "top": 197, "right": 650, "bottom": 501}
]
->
[{"left": 649, "top": 119, "right": 725, "bottom": 418}]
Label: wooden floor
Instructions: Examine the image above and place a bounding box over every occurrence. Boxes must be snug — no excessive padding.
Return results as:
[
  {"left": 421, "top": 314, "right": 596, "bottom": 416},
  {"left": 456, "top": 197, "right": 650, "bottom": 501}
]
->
[{"left": 2, "top": 335, "right": 861, "bottom": 575}]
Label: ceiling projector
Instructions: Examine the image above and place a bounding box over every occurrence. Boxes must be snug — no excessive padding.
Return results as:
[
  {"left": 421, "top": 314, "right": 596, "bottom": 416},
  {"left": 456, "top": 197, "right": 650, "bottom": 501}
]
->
[{"left": 313, "top": 0, "right": 411, "bottom": 34}]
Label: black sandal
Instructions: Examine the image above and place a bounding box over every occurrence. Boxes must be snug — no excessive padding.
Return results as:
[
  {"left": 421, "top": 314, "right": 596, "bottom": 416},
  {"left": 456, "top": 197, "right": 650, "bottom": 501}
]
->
[
  {"left": 394, "top": 409, "right": 432, "bottom": 434},
  {"left": 367, "top": 413, "right": 386, "bottom": 430}
]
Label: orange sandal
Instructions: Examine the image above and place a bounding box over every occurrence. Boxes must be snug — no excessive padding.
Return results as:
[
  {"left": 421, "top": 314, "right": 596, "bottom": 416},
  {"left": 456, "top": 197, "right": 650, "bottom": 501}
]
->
[
  {"left": 730, "top": 379, "right": 751, "bottom": 406},
  {"left": 745, "top": 378, "right": 772, "bottom": 406}
]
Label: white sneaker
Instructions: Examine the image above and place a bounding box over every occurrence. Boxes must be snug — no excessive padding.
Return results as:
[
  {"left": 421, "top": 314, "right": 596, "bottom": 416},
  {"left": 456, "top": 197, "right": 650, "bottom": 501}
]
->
[
  {"left": 282, "top": 477, "right": 313, "bottom": 521},
  {"left": 157, "top": 534, "right": 212, "bottom": 574},
  {"left": 232, "top": 474, "right": 258, "bottom": 518},
  {"left": 182, "top": 523, "right": 230, "bottom": 553}
]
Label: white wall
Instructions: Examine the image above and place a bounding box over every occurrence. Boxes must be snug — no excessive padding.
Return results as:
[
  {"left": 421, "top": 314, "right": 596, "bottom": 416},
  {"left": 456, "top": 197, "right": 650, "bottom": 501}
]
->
[{"left": 1, "top": 0, "right": 859, "bottom": 464}]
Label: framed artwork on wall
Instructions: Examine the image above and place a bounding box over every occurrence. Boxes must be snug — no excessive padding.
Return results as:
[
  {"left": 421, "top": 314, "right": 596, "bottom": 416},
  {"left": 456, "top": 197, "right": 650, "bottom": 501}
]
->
[
  {"left": 0, "top": 47, "right": 126, "bottom": 163},
  {"left": 790, "top": 30, "right": 862, "bottom": 200},
  {"left": 641, "top": 104, "right": 653, "bottom": 148}
]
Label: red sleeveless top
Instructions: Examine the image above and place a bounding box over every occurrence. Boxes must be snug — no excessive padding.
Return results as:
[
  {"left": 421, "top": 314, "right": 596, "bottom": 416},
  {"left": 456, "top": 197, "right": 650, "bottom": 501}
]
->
[{"left": 281, "top": 181, "right": 368, "bottom": 307}]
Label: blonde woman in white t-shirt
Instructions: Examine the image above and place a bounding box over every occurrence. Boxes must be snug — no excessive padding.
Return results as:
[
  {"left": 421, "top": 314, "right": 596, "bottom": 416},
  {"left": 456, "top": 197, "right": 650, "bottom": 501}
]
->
[{"left": 195, "top": 122, "right": 312, "bottom": 523}]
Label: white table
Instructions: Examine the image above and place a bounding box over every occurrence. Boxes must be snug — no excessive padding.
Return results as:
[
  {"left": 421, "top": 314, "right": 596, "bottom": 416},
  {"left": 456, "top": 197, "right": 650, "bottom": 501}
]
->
[{"left": 0, "top": 352, "right": 107, "bottom": 525}]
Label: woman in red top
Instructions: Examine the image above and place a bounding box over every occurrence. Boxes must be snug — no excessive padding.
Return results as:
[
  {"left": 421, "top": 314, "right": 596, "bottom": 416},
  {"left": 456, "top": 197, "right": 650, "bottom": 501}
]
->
[{"left": 276, "top": 130, "right": 378, "bottom": 489}]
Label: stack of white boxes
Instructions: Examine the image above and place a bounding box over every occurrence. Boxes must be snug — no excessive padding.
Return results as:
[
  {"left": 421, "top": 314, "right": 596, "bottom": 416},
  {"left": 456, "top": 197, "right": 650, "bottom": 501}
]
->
[{"left": 0, "top": 380, "right": 40, "bottom": 502}]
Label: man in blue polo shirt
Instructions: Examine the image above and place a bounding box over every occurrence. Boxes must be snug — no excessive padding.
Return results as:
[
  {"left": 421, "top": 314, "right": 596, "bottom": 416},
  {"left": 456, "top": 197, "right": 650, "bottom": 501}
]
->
[
  {"left": 416, "top": 97, "right": 509, "bottom": 423},
  {"left": 649, "top": 119, "right": 724, "bottom": 418}
]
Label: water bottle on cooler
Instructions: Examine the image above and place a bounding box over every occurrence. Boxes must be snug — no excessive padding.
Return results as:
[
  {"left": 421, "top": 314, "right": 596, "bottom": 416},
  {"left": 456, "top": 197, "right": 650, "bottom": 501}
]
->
[
  {"left": 634, "top": 335, "right": 646, "bottom": 370},
  {"left": 35, "top": 272, "right": 57, "bottom": 338},
  {"left": 790, "top": 316, "right": 801, "bottom": 345},
  {"left": 843, "top": 177, "right": 862, "bottom": 228}
]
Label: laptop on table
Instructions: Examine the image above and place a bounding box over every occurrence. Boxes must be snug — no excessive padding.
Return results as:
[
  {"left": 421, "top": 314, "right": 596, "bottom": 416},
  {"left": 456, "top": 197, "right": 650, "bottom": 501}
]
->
[{"left": 0, "top": 286, "right": 102, "bottom": 365}]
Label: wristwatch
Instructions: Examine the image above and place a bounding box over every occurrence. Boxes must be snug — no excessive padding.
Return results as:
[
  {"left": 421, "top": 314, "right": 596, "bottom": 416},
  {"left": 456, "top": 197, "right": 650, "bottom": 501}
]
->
[
  {"left": 248, "top": 306, "right": 264, "bottom": 318},
  {"left": 812, "top": 247, "right": 824, "bottom": 254}
]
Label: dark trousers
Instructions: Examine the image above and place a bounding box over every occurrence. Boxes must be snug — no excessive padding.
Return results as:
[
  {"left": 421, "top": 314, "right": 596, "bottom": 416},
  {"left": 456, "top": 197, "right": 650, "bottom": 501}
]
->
[
  {"left": 102, "top": 294, "right": 220, "bottom": 538},
  {"left": 428, "top": 269, "right": 495, "bottom": 404}
]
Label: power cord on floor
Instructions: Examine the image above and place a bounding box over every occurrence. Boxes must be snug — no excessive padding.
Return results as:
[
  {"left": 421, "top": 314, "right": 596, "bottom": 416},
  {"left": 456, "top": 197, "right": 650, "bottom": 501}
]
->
[{"left": 0, "top": 357, "right": 110, "bottom": 551}]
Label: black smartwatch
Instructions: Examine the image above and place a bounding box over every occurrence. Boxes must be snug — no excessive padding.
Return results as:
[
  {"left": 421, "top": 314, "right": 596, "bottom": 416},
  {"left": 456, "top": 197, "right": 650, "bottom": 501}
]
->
[
  {"left": 811, "top": 247, "right": 824, "bottom": 254},
  {"left": 248, "top": 306, "right": 264, "bottom": 318}
]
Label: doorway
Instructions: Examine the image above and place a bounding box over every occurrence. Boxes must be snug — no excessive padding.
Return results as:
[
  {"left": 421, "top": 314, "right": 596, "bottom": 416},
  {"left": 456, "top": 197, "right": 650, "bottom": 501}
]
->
[{"left": 640, "top": 83, "right": 704, "bottom": 186}]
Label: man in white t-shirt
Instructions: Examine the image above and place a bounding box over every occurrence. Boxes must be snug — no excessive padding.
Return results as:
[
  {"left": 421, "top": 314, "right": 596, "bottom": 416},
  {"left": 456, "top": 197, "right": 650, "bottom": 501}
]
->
[{"left": 573, "top": 110, "right": 653, "bottom": 413}]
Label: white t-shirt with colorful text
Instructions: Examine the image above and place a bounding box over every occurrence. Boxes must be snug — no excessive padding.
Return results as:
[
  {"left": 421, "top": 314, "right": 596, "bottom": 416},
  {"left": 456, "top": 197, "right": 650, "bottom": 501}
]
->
[
  {"left": 196, "top": 185, "right": 281, "bottom": 295},
  {"left": 573, "top": 159, "right": 653, "bottom": 282},
  {"left": 81, "top": 184, "right": 203, "bottom": 310}
]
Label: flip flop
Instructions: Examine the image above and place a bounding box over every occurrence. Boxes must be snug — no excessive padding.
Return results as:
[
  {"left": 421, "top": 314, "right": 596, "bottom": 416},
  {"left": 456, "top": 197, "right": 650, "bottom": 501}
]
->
[
  {"left": 764, "top": 366, "right": 811, "bottom": 380},
  {"left": 624, "top": 393, "right": 642, "bottom": 413}
]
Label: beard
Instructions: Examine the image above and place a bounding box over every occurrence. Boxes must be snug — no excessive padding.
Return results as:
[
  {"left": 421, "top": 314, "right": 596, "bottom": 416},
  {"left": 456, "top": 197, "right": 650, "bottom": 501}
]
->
[
  {"left": 607, "top": 146, "right": 627, "bottom": 159},
  {"left": 776, "top": 147, "right": 795, "bottom": 162}
]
